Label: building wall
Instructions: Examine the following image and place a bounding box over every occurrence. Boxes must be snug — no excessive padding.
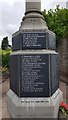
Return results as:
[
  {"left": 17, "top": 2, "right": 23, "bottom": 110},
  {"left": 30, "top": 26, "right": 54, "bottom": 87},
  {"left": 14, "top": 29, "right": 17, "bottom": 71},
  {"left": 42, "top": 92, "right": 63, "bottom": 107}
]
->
[{"left": 57, "top": 38, "right": 68, "bottom": 83}]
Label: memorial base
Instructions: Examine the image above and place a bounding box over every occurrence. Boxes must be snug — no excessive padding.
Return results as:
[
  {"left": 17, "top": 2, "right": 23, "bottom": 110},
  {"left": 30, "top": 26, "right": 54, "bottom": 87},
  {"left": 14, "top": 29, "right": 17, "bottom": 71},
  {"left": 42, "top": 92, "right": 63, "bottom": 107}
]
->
[{"left": 7, "top": 89, "right": 63, "bottom": 118}]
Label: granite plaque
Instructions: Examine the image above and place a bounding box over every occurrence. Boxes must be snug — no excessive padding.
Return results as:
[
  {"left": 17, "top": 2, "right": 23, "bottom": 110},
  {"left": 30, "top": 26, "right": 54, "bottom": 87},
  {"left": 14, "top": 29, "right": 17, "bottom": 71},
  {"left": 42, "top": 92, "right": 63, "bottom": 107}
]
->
[
  {"left": 12, "top": 32, "right": 56, "bottom": 51},
  {"left": 10, "top": 53, "right": 59, "bottom": 97},
  {"left": 47, "top": 32, "right": 56, "bottom": 50},
  {"left": 50, "top": 54, "right": 59, "bottom": 95},
  {"left": 12, "top": 32, "right": 46, "bottom": 50},
  {"left": 10, "top": 55, "right": 20, "bottom": 96},
  {"left": 12, "top": 34, "right": 22, "bottom": 51},
  {"left": 22, "top": 32, "right": 46, "bottom": 49},
  {"left": 20, "top": 54, "right": 49, "bottom": 97}
]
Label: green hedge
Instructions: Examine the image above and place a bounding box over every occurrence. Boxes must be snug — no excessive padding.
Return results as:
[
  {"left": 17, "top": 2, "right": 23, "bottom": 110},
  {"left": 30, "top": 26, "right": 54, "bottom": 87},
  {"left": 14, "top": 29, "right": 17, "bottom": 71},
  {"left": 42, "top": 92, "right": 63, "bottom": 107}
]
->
[{"left": 0, "top": 49, "right": 12, "bottom": 69}]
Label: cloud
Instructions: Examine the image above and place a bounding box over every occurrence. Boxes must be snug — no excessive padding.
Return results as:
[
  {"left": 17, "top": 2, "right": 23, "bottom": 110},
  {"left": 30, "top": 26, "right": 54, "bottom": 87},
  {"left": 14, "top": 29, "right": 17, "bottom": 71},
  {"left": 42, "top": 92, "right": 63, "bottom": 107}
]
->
[
  {"left": 0, "top": 1, "right": 25, "bottom": 46},
  {"left": 2, "top": 1, "right": 25, "bottom": 28},
  {"left": 41, "top": 0, "right": 67, "bottom": 10},
  {"left": 6, "top": 24, "right": 18, "bottom": 35}
]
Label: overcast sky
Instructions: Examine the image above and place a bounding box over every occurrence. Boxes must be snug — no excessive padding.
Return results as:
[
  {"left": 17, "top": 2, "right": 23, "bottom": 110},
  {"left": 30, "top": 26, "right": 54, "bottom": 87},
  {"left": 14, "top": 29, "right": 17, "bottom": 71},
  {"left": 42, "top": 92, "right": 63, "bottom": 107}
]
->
[{"left": 0, "top": 0, "right": 68, "bottom": 47}]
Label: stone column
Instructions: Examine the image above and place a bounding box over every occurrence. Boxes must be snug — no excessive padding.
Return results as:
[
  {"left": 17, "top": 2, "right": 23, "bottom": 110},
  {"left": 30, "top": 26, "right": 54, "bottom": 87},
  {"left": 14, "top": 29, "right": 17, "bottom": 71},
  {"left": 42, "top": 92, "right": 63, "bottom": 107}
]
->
[{"left": 26, "top": 0, "right": 41, "bottom": 11}]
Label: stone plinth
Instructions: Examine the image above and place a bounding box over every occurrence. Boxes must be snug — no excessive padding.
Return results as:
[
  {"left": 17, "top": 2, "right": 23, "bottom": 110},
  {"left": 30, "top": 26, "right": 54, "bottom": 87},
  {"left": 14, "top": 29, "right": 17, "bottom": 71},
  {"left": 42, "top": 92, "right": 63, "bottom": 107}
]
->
[{"left": 7, "top": 89, "right": 63, "bottom": 118}]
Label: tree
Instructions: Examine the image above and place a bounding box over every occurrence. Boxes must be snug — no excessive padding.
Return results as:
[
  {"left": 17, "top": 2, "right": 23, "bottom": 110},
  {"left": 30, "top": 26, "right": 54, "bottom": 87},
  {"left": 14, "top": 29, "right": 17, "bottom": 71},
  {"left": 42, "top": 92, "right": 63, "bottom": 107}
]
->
[
  {"left": 1, "top": 36, "right": 9, "bottom": 50},
  {"left": 42, "top": 5, "right": 68, "bottom": 46}
]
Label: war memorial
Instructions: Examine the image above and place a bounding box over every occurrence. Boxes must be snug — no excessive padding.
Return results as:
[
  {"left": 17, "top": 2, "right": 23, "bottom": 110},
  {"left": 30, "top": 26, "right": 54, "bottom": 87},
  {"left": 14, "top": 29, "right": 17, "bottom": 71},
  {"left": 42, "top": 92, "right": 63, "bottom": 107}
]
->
[{"left": 7, "top": 0, "right": 63, "bottom": 118}]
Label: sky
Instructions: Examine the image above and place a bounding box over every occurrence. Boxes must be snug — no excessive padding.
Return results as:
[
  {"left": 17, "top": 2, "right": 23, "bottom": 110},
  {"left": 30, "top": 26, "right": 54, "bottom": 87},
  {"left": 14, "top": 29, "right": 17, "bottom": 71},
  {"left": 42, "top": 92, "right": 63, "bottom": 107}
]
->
[{"left": 0, "top": 0, "right": 68, "bottom": 47}]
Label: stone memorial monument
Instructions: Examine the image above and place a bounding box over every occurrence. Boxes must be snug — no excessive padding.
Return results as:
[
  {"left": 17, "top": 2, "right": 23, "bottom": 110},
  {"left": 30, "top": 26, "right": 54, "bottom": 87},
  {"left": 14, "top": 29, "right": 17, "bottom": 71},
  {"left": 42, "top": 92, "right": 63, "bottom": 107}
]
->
[{"left": 7, "top": 0, "right": 63, "bottom": 118}]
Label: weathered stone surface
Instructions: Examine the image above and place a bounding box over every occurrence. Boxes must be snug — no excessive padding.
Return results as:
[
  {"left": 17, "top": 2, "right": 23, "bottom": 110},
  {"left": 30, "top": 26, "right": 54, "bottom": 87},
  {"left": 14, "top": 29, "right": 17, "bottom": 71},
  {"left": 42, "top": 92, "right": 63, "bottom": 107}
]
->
[{"left": 7, "top": 89, "right": 63, "bottom": 118}]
